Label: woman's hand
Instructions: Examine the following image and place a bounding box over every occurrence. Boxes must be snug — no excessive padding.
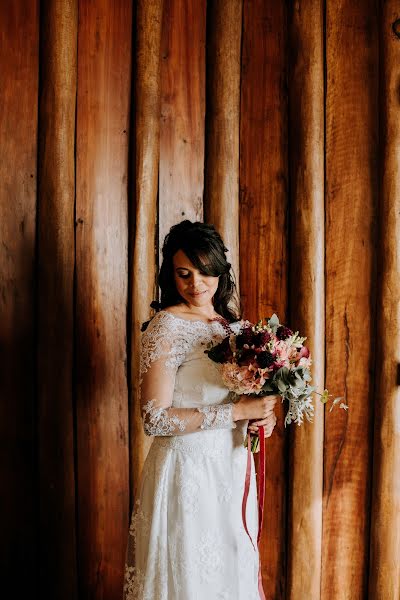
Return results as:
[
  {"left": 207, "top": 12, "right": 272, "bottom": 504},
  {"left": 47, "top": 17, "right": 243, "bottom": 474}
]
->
[
  {"left": 232, "top": 393, "right": 279, "bottom": 423},
  {"left": 247, "top": 411, "right": 277, "bottom": 438}
]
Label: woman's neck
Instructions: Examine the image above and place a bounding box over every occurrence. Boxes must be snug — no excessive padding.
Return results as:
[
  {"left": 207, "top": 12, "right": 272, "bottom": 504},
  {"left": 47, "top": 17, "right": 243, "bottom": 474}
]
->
[{"left": 174, "top": 302, "right": 220, "bottom": 321}]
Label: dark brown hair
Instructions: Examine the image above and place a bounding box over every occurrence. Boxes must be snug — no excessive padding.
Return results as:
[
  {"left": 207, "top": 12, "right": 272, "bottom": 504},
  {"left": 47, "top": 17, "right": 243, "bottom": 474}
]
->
[{"left": 142, "top": 220, "right": 241, "bottom": 330}]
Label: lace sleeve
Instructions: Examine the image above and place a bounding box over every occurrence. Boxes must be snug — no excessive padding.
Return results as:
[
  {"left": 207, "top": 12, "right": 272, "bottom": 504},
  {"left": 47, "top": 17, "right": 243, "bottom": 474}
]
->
[{"left": 139, "top": 312, "right": 236, "bottom": 436}]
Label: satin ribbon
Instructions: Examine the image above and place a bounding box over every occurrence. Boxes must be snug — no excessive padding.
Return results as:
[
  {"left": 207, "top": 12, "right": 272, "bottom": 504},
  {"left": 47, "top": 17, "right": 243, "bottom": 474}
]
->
[{"left": 242, "top": 426, "right": 266, "bottom": 600}]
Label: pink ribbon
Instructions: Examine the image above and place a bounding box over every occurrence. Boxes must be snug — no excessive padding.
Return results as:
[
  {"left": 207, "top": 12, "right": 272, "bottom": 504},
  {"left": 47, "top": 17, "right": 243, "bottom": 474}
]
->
[{"left": 242, "top": 426, "right": 266, "bottom": 600}]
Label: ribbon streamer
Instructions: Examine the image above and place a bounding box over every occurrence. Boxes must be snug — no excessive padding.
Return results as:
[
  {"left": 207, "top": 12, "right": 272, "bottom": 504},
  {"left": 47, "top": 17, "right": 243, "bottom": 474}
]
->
[{"left": 241, "top": 426, "right": 266, "bottom": 600}]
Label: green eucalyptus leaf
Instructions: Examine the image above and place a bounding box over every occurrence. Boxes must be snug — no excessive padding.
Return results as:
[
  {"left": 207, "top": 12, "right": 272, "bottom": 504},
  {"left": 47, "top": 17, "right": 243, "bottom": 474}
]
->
[
  {"left": 268, "top": 313, "right": 280, "bottom": 333},
  {"left": 269, "top": 313, "right": 279, "bottom": 326},
  {"left": 262, "top": 382, "right": 274, "bottom": 392},
  {"left": 277, "top": 379, "right": 287, "bottom": 393}
]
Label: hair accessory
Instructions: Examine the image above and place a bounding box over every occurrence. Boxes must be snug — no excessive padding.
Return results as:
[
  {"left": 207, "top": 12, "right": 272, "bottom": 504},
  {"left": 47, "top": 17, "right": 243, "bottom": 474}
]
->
[{"left": 150, "top": 300, "right": 162, "bottom": 311}]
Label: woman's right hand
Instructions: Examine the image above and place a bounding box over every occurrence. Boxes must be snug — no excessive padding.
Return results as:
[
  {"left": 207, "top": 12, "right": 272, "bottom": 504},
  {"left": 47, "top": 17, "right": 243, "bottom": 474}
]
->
[{"left": 232, "top": 393, "right": 280, "bottom": 422}]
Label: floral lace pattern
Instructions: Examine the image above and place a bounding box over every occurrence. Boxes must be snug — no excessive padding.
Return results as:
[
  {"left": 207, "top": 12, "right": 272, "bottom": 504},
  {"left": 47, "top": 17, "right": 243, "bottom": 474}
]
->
[
  {"left": 142, "top": 399, "right": 187, "bottom": 435},
  {"left": 196, "top": 529, "right": 225, "bottom": 583},
  {"left": 198, "top": 403, "right": 236, "bottom": 430},
  {"left": 218, "top": 482, "right": 233, "bottom": 504},
  {"left": 123, "top": 565, "right": 147, "bottom": 600},
  {"left": 139, "top": 310, "right": 228, "bottom": 379},
  {"left": 177, "top": 472, "right": 200, "bottom": 515},
  {"left": 142, "top": 398, "right": 236, "bottom": 436}
]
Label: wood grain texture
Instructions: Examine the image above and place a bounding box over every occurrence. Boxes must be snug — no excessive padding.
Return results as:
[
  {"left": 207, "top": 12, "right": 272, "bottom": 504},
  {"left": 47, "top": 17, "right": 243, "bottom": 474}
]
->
[
  {"left": 75, "top": 0, "right": 131, "bottom": 595},
  {"left": 240, "top": 2, "right": 288, "bottom": 597},
  {"left": 0, "top": 0, "right": 39, "bottom": 594},
  {"left": 130, "top": 0, "right": 164, "bottom": 502},
  {"left": 158, "top": 0, "right": 206, "bottom": 247},
  {"left": 287, "top": 2, "right": 324, "bottom": 598},
  {"left": 204, "top": 0, "right": 242, "bottom": 285},
  {"left": 322, "top": 1, "right": 378, "bottom": 598},
  {"left": 37, "top": 1, "right": 78, "bottom": 597},
  {"left": 368, "top": 3, "right": 400, "bottom": 598}
]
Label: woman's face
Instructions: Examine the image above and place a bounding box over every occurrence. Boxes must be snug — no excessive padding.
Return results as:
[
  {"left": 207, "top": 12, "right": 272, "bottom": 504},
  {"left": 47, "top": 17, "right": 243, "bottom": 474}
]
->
[{"left": 172, "top": 249, "right": 219, "bottom": 308}]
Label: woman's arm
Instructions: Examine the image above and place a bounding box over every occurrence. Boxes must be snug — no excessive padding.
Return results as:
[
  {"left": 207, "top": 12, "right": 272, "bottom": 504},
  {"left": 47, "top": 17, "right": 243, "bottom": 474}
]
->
[{"left": 139, "top": 313, "right": 237, "bottom": 437}]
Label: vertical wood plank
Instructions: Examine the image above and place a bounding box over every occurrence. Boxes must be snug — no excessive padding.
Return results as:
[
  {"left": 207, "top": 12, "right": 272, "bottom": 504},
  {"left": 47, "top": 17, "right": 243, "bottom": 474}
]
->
[
  {"left": 369, "top": 4, "right": 400, "bottom": 598},
  {"left": 75, "top": 0, "right": 131, "bottom": 595},
  {"left": 0, "top": 1, "right": 39, "bottom": 595},
  {"left": 240, "top": 2, "right": 288, "bottom": 597},
  {"left": 322, "top": 2, "right": 378, "bottom": 597},
  {"left": 204, "top": 0, "right": 242, "bottom": 283},
  {"left": 287, "top": 2, "right": 324, "bottom": 598},
  {"left": 158, "top": 0, "right": 206, "bottom": 246},
  {"left": 130, "top": 0, "right": 164, "bottom": 501},
  {"left": 37, "top": 0, "right": 78, "bottom": 597}
]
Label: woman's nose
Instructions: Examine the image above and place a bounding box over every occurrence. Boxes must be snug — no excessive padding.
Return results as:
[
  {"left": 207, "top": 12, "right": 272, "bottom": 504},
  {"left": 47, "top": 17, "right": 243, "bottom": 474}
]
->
[{"left": 190, "top": 272, "right": 202, "bottom": 287}]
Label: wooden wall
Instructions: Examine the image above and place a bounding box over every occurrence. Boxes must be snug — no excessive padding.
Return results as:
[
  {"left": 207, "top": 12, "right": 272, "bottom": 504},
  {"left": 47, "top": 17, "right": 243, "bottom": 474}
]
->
[{"left": 1, "top": 1, "right": 399, "bottom": 599}]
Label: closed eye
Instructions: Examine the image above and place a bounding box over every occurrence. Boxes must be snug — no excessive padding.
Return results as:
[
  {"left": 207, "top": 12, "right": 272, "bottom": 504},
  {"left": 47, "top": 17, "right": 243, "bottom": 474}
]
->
[{"left": 176, "top": 268, "right": 211, "bottom": 278}]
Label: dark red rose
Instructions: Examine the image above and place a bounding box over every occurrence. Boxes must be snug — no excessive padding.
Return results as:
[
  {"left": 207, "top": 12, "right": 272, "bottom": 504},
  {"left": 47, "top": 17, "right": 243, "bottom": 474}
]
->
[
  {"left": 276, "top": 325, "right": 293, "bottom": 340},
  {"left": 237, "top": 348, "right": 256, "bottom": 366},
  {"left": 236, "top": 326, "right": 254, "bottom": 349},
  {"left": 254, "top": 330, "right": 271, "bottom": 348},
  {"left": 205, "top": 336, "right": 233, "bottom": 363},
  {"left": 257, "top": 351, "right": 275, "bottom": 369}
]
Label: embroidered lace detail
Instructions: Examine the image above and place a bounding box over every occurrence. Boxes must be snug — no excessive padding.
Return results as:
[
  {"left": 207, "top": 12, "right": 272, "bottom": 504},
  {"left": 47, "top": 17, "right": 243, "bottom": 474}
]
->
[
  {"left": 218, "top": 482, "right": 233, "bottom": 504},
  {"left": 152, "top": 430, "right": 234, "bottom": 457},
  {"left": 140, "top": 310, "right": 227, "bottom": 379},
  {"left": 197, "top": 529, "right": 225, "bottom": 583},
  {"left": 123, "top": 438, "right": 261, "bottom": 599},
  {"left": 123, "top": 564, "right": 145, "bottom": 600},
  {"left": 128, "top": 500, "right": 150, "bottom": 548},
  {"left": 177, "top": 472, "right": 200, "bottom": 515},
  {"left": 197, "top": 403, "right": 236, "bottom": 430},
  {"left": 142, "top": 399, "right": 187, "bottom": 436}
]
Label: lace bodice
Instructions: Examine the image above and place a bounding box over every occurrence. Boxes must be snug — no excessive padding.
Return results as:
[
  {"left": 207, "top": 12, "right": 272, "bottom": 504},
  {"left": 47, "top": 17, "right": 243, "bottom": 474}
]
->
[{"left": 139, "top": 310, "right": 243, "bottom": 436}]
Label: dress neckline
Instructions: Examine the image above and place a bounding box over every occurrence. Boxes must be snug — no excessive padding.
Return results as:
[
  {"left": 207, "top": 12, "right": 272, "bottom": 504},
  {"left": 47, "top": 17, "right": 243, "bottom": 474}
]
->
[{"left": 159, "top": 309, "right": 225, "bottom": 326}]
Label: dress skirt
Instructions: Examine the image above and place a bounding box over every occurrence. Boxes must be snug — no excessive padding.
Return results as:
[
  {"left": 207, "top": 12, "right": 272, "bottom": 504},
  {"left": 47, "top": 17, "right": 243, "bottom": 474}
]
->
[{"left": 123, "top": 423, "right": 261, "bottom": 600}]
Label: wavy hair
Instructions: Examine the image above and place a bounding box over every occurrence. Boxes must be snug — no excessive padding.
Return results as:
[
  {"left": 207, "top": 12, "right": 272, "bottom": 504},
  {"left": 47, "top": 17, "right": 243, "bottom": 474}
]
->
[{"left": 142, "top": 220, "right": 241, "bottom": 330}]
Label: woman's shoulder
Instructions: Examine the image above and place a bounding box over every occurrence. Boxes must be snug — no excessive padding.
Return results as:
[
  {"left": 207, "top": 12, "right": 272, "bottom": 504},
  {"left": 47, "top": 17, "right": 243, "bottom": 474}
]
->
[
  {"left": 141, "top": 305, "right": 246, "bottom": 335},
  {"left": 142, "top": 309, "right": 179, "bottom": 332},
  {"left": 141, "top": 308, "right": 194, "bottom": 338}
]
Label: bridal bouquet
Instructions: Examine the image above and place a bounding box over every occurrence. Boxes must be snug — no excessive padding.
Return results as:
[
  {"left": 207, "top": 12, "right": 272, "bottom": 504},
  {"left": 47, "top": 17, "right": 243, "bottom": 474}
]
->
[{"left": 205, "top": 313, "right": 347, "bottom": 452}]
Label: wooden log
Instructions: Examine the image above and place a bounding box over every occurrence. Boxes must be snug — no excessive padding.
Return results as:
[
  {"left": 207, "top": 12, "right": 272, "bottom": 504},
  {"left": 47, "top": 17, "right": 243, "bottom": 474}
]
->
[
  {"left": 287, "top": 2, "right": 324, "bottom": 598},
  {"left": 204, "top": 0, "right": 242, "bottom": 285},
  {"left": 130, "top": 0, "right": 164, "bottom": 501},
  {"left": 240, "top": 2, "right": 288, "bottom": 597},
  {"left": 0, "top": 0, "right": 39, "bottom": 591},
  {"left": 368, "top": 4, "right": 400, "bottom": 598},
  {"left": 75, "top": 0, "right": 131, "bottom": 595},
  {"left": 158, "top": 0, "right": 206, "bottom": 247},
  {"left": 322, "top": 2, "right": 378, "bottom": 597},
  {"left": 37, "top": 1, "right": 78, "bottom": 597}
]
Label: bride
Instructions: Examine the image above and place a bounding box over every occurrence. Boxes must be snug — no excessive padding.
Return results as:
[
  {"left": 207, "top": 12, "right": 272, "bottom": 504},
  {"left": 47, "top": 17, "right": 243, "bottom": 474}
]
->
[{"left": 123, "top": 220, "right": 278, "bottom": 600}]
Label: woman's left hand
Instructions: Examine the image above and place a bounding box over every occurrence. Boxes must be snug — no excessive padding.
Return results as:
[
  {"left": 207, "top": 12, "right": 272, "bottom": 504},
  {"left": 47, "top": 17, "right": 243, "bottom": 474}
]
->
[{"left": 247, "top": 410, "right": 277, "bottom": 438}]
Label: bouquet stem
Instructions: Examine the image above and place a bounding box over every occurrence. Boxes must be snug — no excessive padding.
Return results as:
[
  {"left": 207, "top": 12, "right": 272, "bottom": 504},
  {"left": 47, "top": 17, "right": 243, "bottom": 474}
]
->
[{"left": 244, "top": 432, "right": 261, "bottom": 453}]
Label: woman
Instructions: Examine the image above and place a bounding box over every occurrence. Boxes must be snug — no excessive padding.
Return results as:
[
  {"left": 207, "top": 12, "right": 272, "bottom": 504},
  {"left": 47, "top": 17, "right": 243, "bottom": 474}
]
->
[{"left": 123, "top": 220, "right": 278, "bottom": 600}]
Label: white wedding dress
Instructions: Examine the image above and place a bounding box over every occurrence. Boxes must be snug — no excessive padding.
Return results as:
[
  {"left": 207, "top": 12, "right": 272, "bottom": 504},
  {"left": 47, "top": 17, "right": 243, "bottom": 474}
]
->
[{"left": 123, "top": 310, "right": 261, "bottom": 600}]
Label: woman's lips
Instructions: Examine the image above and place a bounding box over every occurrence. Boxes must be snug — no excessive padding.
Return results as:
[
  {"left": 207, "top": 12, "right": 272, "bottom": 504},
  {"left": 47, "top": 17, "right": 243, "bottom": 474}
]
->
[{"left": 190, "top": 290, "right": 207, "bottom": 296}]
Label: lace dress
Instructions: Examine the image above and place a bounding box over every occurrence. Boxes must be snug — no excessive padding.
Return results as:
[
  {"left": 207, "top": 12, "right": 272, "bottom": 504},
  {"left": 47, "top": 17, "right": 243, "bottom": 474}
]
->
[{"left": 123, "top": 310, "right": 260, "bottom": 600}]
